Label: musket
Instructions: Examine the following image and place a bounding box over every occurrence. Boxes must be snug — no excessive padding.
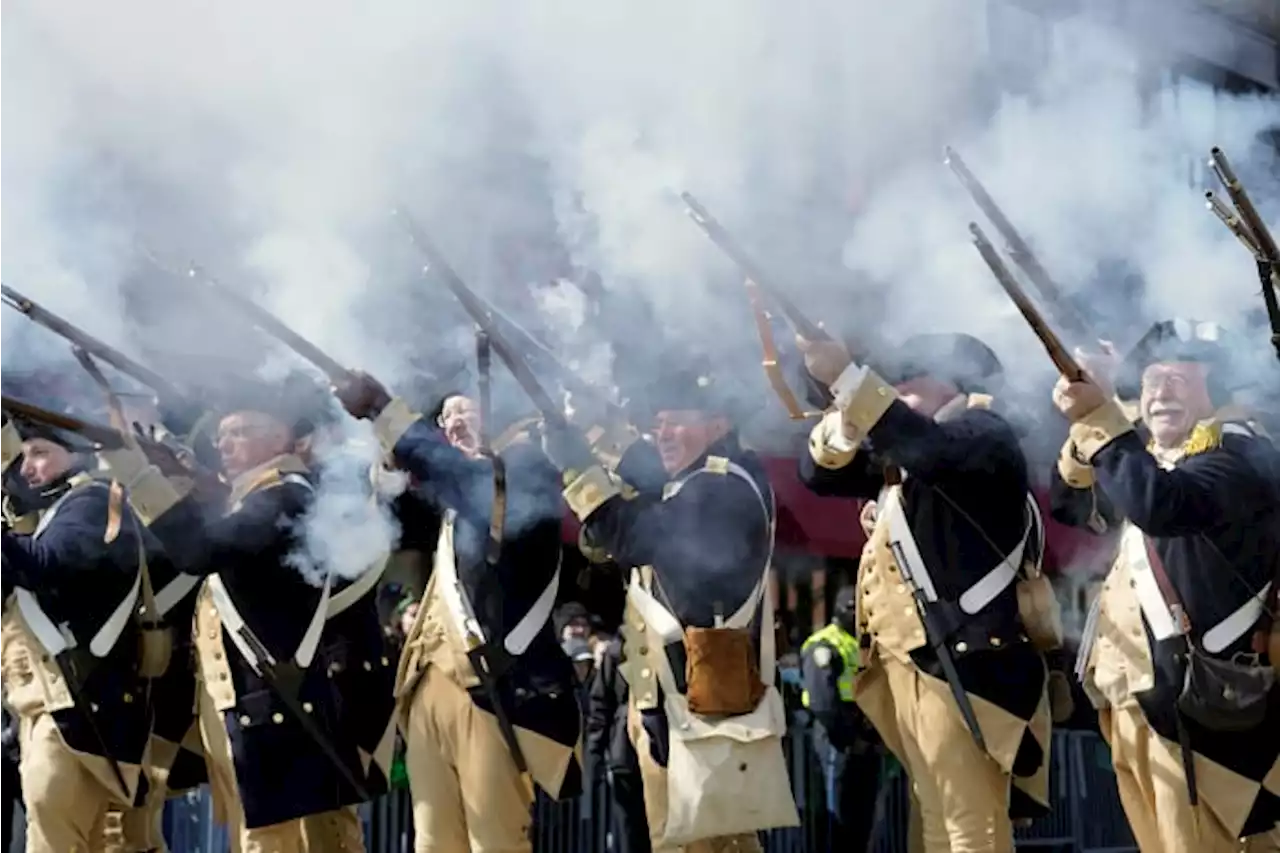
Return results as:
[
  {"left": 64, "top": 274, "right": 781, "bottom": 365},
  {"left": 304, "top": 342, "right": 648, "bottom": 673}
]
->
[
  {"left": 0, "top": 396, "right": 220, "bottom": 492},
  {"left": 392, "top": 207, "right": 582, "bottom": 442},
  {"left": 968, "top": 223, "right": 1085, "bottom": 382},
  {"left": 182, "top": 265, "right": 355, "bottom": 383},
  {"left": 1, "top": 284, "right": 190, "bottom": 405},
  {"left": 680, "top": 191, "right": 835, "bottom": 419},
  {"left": 466, "top": 289, "right": 625, "bottom": 422},
  {"left": 943, "top": 147, "right": 1095, "bottom": 345},
  {"left": 679, "top": 192, "right": 830, "bottom": 342},
  {"left": 1206, "top": 147, "right": 1280, "bottom": 362}
]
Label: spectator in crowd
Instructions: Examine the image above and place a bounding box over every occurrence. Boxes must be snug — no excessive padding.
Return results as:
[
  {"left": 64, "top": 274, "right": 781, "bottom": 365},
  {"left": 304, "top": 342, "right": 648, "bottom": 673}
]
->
[
  {"left": 563, "top": 637, "right": 596, "bottom": 720},
  {"left": 585, "top": 636, "right": 650, "bottom": 853},
  {"left": 554, "top": 601, "right": 593, "bottom": 643}
]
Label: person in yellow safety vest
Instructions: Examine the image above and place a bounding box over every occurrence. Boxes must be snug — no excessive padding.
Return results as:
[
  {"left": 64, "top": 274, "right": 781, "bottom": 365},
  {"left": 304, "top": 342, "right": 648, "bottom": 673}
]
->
[{"left": 801, "top": 585, "right": 882, "bottom": 853}]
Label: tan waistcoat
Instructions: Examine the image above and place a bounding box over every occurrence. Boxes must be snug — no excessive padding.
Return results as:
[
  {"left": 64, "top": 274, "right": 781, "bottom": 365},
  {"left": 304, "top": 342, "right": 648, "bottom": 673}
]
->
[
  {"left": 0, "top": 596, "right": 74, "bottom": 717},
  {"left": 857, "top": 498, "right": 928, "bottom": 662},
  {"left": 1082, "top": 547, "right": 1155, "bottom": 711}
]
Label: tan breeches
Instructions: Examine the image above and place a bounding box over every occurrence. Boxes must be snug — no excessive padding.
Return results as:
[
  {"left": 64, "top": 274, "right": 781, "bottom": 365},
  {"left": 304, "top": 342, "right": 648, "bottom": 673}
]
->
[
  {"left": 197, "top": 689, "right": 366, "bottom": 853},
  {"left": 18, "top": 712, "right": 128, "bottom": 853},
  {"left": 402, "top": 666, "right": 534, "bottom": 853},
  {"left": 105, "top": 732, "right": 185, "bottom": 852},
  {"left": 1100, "top": 705, "right": 1259, "bottom": 853},
  {"left": 872, "top": 655, "right": 1014, "bottom": 853},
  {"left": 625, "top": 705, "right": 762, "bottom": 853}
]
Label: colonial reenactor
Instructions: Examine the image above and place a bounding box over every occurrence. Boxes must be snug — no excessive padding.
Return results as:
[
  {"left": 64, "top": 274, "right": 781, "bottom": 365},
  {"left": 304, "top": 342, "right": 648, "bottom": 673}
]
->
[
  {"left": 333, "top": 379, "right": 583, "bottom": 853},
  {"left": 97, "top": 382, "right": 380, "bottom": 852},
  {"left": 552, "top": 361, "right": 801, "bottom": 853},
  {"left": 798, "top": 332, "right": 1054, "bottom": 853},
  {"left": 799, "top": 585, "right": 882, "bottom": 853},
  {"left": 1050, "top": 319, "right": 1280, "bottom": 852},
  {"left": 0, "top": 416, "right": 152, "bottom": 852}
]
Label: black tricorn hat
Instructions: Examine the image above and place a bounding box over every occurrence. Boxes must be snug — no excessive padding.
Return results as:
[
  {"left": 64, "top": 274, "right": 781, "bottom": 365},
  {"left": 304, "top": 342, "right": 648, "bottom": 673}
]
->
[
  {"left": 880, "top": 333, "right": 1003, "bottom": 395},
  {"left": 643, "top": 353, "right": 749, "bottom": 419},
  {"left": 1115, "top": 319, "right": 1234, "bottom": 401},
  {"left": 217, "top": 372, "right": 335, "bottom": 439}
]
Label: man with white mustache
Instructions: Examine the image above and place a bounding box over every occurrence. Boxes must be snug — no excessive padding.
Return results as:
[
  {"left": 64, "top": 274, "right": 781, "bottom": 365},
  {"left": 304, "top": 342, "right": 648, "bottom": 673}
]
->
[{"left": 1051, "top": 318, "right": 1280, "bottom": 853}]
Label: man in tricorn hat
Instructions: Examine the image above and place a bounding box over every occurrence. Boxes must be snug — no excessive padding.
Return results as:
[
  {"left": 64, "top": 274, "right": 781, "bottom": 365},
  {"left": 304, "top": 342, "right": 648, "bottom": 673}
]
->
[
  {"left": 798, "top": 331, "right": 1054, "bottom": 853},
  {"left": 1, "top": 414, "right": 153, "bottom": 852},
  {"left": 548, "top": 355, "right": 801, "bottom": 853},
  {"left": 332, "top": 376, "right": 582, "bottom": 853},
  {"left": 1051, "top": 318, "right": 1280, "bottom": 852},
  {"left": 97, "top": 378, "right": 381, "bottom": 851}
]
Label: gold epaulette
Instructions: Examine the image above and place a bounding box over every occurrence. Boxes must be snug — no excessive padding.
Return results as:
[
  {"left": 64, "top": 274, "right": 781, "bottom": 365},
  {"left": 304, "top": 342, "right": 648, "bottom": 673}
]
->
[
  {"left": 1182, "top": 421, "right": 1223, "bottom": 458},
  {"left": 967, "top": 393, "right": 994, "bottom": 410},
  {"left": 704, "top": 455, "right": 730, "bottom": 474}
]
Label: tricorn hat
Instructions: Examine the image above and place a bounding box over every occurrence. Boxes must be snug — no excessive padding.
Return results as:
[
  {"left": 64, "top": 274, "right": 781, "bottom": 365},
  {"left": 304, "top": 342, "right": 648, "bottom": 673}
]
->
[
  {"left": 642, "top": 350, "right": 754, "bottom": 419},
  {"left": 881, "top": 333, "right": 1003, "bottom": 395},
  {"left": 217, "top": 373, "right": 334, "bottom": 439},
  {"left": 1115, "top": 319, "right": 1234, "bottom": 402}
]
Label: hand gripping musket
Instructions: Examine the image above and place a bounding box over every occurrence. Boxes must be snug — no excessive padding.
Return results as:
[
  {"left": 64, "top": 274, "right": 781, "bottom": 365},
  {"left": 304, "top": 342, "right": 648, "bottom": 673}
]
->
[
  {"left": 944, "top": 147, "right": 1095, "bottom": 347},
  {"left": 1205, "top": 146, "right": 1280, "bottom": 362},
  {"left": 968, "top": 223, "right": 1086, "bottom": 381},
  {"left": 1, "top": 284, "right": 192, "bottom": 407},
  {"left": 883, "top": 464, "right": 987, "bottom": 752},
  {"left": 0, "top": 395, "right": 222, "bottom": 494},
  {"left": 679, "top": 191, "right": 826, "bottom": 420}
]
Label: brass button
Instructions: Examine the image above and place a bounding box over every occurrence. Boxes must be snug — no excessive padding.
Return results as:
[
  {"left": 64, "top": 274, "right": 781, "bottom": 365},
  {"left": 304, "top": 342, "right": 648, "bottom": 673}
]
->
[
  {"left": 887, "top": 564, "right": 898, "bottom": 574},
  {"left": 380, "top": 656, "right": 389, "bottom": 667},
  {"left": 955, "top": 642, "right": 968, "bottom": 653},
  {"left": 990, "top": 637, "right": 1002, "bottom": 647},
  {"left": 219, "top": 673, "right": 228, "bottom": 681},
  {"left": 634, "top": 621, "right": 646, "bottom": 632},
  {"left": 638, "top": 646, "right": 649, "bottom": 655},
  {"left": 122, "top": 692, "right": 134, "bottom": 703},
  {"left": 302, "top": 702, "right": 314, "bottom": 713},
  {"left": 363, "top": 661, "right": 372, "bottom": 671},
  {"left": 90, "top": 703, "right": 100, "bottom": 713},
  {"left": 640, "top": 667, "right": 652, "bottom": 679},
  {"left": 239, "top": 715, "right": 251, "bottom": 726},
  {"left": 207, "top": 630, "right": 217, "bottom": 640},
  {"left": 895, "top": 584, "right": 906, "bottom": 595},
  {"left": 272, "top": 712, "right": 284, "bottom": 724},
  {"left": 902, "top": 606, "right": 913, "bottom": 616},
  {"left": 209, "top": 608, "right": 218, "bottom": 618},
  {"left": 641, "top": 693, "right": 654, "bottom": 704},
  {"left": 213, "top": 651, "right": 223, "bottom": 661}
]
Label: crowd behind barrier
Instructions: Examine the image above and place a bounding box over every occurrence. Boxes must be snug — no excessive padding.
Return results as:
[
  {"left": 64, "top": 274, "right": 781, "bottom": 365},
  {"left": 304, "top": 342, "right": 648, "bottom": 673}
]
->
[{"left": 150, "top": 725, "right": 1137, "bottom": 853}]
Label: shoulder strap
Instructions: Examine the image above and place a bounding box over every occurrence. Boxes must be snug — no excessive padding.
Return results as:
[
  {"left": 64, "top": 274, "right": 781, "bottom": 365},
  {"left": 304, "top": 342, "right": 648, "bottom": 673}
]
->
[{"left": 1143, "top": 535, "right": 1192, "bottom": 634}]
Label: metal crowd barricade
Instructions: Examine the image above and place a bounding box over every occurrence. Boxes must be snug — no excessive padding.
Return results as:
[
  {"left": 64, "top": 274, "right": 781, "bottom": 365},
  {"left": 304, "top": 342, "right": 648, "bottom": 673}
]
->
[{"left": 159, "top": 726, "right": 1138, "bottom": 852}]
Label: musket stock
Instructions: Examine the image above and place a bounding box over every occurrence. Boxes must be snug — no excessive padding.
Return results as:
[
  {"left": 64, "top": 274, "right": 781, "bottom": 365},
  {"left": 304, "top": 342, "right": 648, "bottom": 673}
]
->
[
  {"left": 1, "top": 284, "right": 189, "bottom": 405},
  {"left": 943, "top": 147, "right": 1094, "bottom": 345},
  {"left": 968, "top": 223, "right": 1085, "bottom": 382}
]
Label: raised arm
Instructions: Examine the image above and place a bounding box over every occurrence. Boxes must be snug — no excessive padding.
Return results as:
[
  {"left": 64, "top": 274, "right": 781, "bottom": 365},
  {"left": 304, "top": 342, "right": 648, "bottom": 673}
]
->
[
  {"left": 1070, "top": 402, "right": 1275, "bottom": 536},
  {"left": 1, "top": 486, "right": 139, "bottom": 593}
]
